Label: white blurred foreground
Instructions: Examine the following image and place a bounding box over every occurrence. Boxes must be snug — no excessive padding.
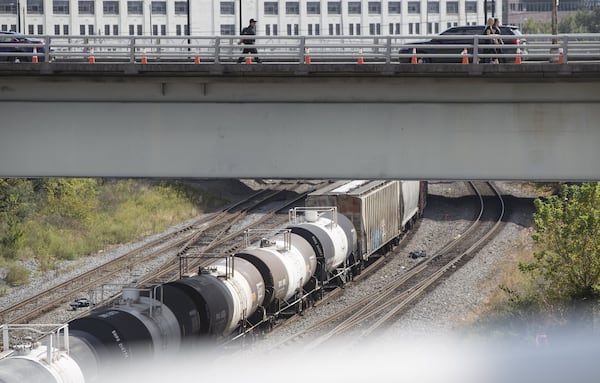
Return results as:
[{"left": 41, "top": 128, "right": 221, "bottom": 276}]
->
[{"left": 96, "top": 333, "right": 600, "bottom": 383}]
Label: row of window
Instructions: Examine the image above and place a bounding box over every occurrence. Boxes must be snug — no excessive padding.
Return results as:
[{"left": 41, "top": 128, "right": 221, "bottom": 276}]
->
[
  {"left": 0, "top": 1, "right": 188, "bottom": 16},
  {"left": 220, "top": 1, "right": 478, "bottom": 16},
  {"left": 0, "top": 22, "right": 190, "bottom": 36},
  {"left": 220, "top": 21, "right": 455, "bottom": 36}
]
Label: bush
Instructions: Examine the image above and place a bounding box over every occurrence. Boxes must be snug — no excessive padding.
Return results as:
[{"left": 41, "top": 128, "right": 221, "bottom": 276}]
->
[{"left": 5, "top": 263, "right": 29, "bottom": 286}]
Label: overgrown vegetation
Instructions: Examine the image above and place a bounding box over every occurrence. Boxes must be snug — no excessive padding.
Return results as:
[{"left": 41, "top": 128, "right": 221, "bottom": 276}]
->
[
  {"left": 522, "top": 8, "right": 600, "bottom": 33},
  {"left": 476, "top": 182, "right": 600, "bottom": 340},
  {"left": 0, "top": 178, "right": 226, "bottom": 289}
]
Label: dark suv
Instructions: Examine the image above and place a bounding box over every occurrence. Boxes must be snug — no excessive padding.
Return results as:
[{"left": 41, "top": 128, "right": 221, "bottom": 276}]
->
[
  {"left": 0, "top": 31, "right": 47, "bottom": 62},
  {"left": 399, "top": 25, "right": 527, "bottom": 63}
]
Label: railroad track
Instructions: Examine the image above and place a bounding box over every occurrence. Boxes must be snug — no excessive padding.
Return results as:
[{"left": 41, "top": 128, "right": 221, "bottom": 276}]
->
[
  {"left": 266, "top": 181, "right": 505, "bottom": 350},
  {"left": 0, "top": 182, "right": 324, "bottom": 325}
]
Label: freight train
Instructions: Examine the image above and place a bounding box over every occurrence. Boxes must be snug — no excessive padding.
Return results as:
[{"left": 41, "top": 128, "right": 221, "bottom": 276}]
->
[{"left": 0, "top": 180, "right": 427, "bottom": 383}]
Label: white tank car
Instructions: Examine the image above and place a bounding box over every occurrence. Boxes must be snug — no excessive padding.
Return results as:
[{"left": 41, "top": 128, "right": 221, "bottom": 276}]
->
[
  {"left": 0, "top": 325, "right": 84, "bottom": 383},
  {"left": 205, "top": 257, "right": 265, "bottom": 336},
  {"left": 288, "top": 208, "right": 356, "bottom": 274}
]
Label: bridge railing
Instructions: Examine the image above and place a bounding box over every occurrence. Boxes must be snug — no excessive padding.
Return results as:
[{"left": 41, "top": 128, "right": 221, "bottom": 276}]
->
[{"left": 1, "top": 34, "right": 600, "bottom": 64}]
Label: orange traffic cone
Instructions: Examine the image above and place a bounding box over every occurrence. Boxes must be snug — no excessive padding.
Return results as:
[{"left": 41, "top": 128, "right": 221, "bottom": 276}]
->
[
  {"left": 558, "top": 48, "right": 564, "bottom": 64},
  {"left": 245, "top": 56, "right": 252, "bottom": 64},
  {"left": 514, "top": 48, "right": 522, "bottom": 64},
  {"left": 141, "top": 48, "right": 148, "bottom": 64},
  {"left": 304, "top": 48, "right": 311, "bottom": 64},
  {"left": 411, "top": 48, "right": 418, "bottom": 64},
  {"left": 88, "top": 48, "right": 95, "bottom": 64},
  {"left": 357, "top": 48, "right": 364, "bottom": 64},
  {"left": 194, "top": 49, "right": 201, "bottom": 64},
  {"left": 32, "top": 47, "right": 39, "bottom": 63},
  {"left": 461, "top": 48, "right": 469, "bottom": 64}
]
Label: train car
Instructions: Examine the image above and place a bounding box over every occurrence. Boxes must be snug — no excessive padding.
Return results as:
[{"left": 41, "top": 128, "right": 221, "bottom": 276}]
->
[
  {"left": 305, "top": 180, "right": 426, "bottom": 261},
  {"left": 0, "top": 182, "right": 426, "bottom": 383}
]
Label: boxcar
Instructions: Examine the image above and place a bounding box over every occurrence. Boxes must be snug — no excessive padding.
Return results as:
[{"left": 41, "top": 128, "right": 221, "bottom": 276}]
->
[{"left": 306, "top": 180, "right": 425, "bottom": 261}]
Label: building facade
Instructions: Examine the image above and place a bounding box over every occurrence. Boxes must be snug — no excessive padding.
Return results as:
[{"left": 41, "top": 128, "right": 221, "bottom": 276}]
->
[{"left": 0, "top": 0, "right": 499, "bottom": 37}]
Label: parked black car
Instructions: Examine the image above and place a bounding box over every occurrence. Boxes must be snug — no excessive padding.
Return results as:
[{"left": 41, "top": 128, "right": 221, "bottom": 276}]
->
[
  {"left": 399, "top": 25, "right": 527, "bottom": 63},
  {"left": 0, "top": 31, "right": 47, "bottom": 62}
]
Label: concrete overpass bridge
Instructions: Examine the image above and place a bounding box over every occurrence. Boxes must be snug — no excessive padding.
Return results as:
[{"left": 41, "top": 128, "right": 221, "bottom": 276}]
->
[{"left": 1, "top": 62, "right": 599, "bottom": 180}]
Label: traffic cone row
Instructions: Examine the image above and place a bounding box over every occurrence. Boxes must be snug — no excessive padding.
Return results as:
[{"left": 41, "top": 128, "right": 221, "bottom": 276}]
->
[
  {"left": 245, "top": 56, "right": 252, "bottom": 64},
  {"left": 194, "top": 48, "right": 201, "bottom": 64},
  {"left": 461, "top": 48, "right": 469, "bottom": 64},
  {"left": 32, "top": 47, "right": 39, "bottom": 63},
  {"left": 141, "top": 48, "right": 148, "bottom": 64},
  {"left": 88, "top": 48, "right": 95, "bottom": 63}
]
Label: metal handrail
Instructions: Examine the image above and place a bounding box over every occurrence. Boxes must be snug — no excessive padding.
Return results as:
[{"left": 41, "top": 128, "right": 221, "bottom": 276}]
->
[{"left": 1, "top": 33, "right": 600, "bottom": 64}]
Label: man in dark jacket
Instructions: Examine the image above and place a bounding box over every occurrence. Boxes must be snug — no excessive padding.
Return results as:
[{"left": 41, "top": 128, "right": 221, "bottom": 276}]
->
[{"left": 237, "top": 19, "right": 261, "bottom": 63}]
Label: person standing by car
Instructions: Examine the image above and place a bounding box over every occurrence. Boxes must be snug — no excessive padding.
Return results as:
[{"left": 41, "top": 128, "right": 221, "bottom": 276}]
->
[
  {"left": 493, "top": 18, "right": 505, "bottom": 63},
  {"left": 237, "top": 19, "right": 261, "bottom": 63},
  {"left": 483, "top": 18, "right": 498, "bottom": 63}
]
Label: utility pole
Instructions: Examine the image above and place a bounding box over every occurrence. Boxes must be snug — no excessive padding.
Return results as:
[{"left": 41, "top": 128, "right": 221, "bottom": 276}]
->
[
  {"left": 552, "top": 0, "right": 559, "bottom": 36},
  {"left": 239, "top": 0, "right": 243, "bottom": 33}
]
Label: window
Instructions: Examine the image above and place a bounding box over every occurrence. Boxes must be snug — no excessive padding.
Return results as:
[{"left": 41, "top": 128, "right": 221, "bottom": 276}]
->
[
  {"left": 160, "top": 24, "right": 166, "bottom": 35},
  {"left": 104, "top": 24, "right": 110, "bottom": 35},
  {"left": 356, "top": 23, "right": 360, "bottom": 35},
  {"left": 294, "top": 24, "right": 298, "bottom": 35},
  {"left": 103, "top": 1, "right": 119, "bottom": 15},
  {"left": 286, "top": 24, "right": 299, "bottom": 36},
  {"left": 389, "top": 23, "right": 400, "bottom": 34},
  {"left": 349, "top": 24, "right": 353, "bottom": 35},
  {"left": 220, "top": 1, "right": 234, "bottom": 15},
  {"left": 0, "top": 2, "right": 17, "bottom": 14},
  {"left": 368, "top": 2, "right": 381, "bottom": 14},
  {"left": 113, "top": 24, "right": 118, "bottom": 35},
  {"left": 151, "top": 1, "right": 166, "bottom": 14},
  {"left": 465, "top": 1, "right": 477, "bottom": 13},
  {"left": 129, "top": 24, "right": 135, "bottom": 35},
  {"left": 369, "top": 23, "right": 380, "bottom": 35},
  {"left": 220, "top": 24, "right": 234, "bottom": 35},
  {"left": 308, "top": 24, "right": 312, "bottom": 35},
  {"left": 137, "top": 24, "right": 142, "bottom": 35},
  {"left": 264, "top": 2, "right": 278, "bottom": 15},
  {"left": 388, "top": 2, "right": 400, "bottom": 14},
  {"left": 127, "top": 1, "right": 143, "bottom": 15},
  {"left": 407, "top": 2, "right": 420, "bottom": 13},
  {"left": 79, "top": 1, "right": 94, "bottom": 14},
  {"left": 348, "top": 2, "right": 361, "bottom": 14},
  {"left": 28, "top": 24, "right": 34, "bottom": 34},
  {"left": 28, "top": 0, "right": 44, "bottom": 14},
  {"left": 63, "top": 24, "right": 69, "bottom": 34},
  {"left": 272, "top": 24, "right": 278, "bottom": 35},
  {"left": 37, "top": 24, "right": 43, "bottom": 34},
  {"left": 336, "top": 24, "right": 340, "bottom": 35},
  {"left": 328, "top": 24, "right": 333, "bottom": 35},
  {"left": 88, "top": 24, "right": 94, "bottom": 35},
  {"left": 174, "top": 1, "right": 187, "bottom": 14},
  {"left": 427, "top": 2, "right": 439, "bottom": 13},
  {"left": 266, "top": 24, "right": 270, "bottom": 35},
  {"left": 446, "top": 1, "right": 458, "bottom": 14},
  {"left": 306, "top": 2, "right": 320, "bottom": 14},
  {"left": 152, "top": 24, "right": 157, "bottom": 35},
  {"left": 315, "top": 24, "right": 320, "bottom": 35},
  {"left": 328, "top": 1, "right": 341, "bottom": 14},
  {"left": 53, "top": 0, "right": 69, "bottom": 14},
  {"left": 54, "top": 24, "right": 60, "bottom": 35},
  {"left": 286, "top": 1, "right": 299, "bottom": 14}
]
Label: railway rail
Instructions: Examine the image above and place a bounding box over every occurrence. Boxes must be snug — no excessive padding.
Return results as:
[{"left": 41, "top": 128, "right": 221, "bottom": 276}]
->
[
  {"left": 266, "top": 181, "right": 505, "bottom": 350},
  {"left": 0, "top": 181, "right": 326, "bottom": 326}
]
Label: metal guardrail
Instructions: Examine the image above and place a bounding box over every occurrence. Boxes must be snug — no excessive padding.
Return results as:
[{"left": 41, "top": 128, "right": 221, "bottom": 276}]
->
[{"left": 1, "top": 34, "right": 600, "bottom": 64}]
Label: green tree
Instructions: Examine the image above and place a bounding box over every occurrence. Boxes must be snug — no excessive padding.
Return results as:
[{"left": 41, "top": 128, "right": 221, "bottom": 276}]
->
[
  {"left": 0, "top": 179, "right": 34, "bottom": 261},
  {"left": 521, "top": 183, "right": 600, "bottom": 302}
]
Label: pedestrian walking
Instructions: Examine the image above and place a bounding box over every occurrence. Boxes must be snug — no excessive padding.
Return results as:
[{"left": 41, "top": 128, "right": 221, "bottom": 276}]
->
[{"left": 237, "top": 19, "right": 261, "bottom": 63}]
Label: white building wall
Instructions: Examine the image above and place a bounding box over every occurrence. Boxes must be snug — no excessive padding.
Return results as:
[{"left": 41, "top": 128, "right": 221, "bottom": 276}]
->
[{"left": 0, "top": 0, "right": 499, "bottom": 37}]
